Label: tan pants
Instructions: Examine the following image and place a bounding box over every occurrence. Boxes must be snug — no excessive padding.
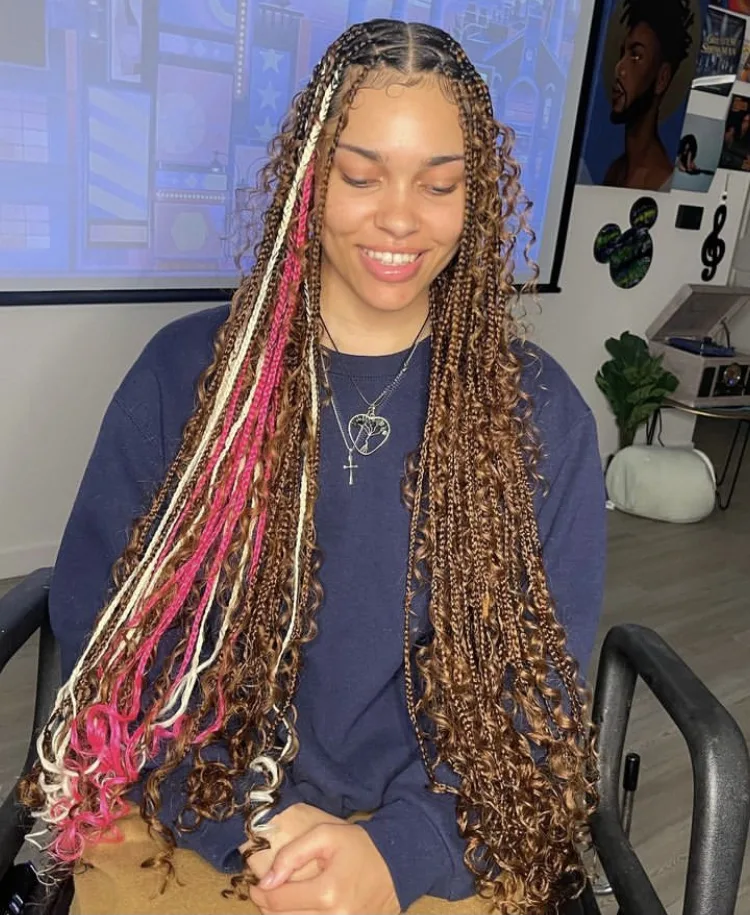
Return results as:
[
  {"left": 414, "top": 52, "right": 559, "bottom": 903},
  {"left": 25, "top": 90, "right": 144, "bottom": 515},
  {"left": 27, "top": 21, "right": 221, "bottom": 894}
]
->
[{"left": 71, "top": 806, "right": 497, "bottom": 915}]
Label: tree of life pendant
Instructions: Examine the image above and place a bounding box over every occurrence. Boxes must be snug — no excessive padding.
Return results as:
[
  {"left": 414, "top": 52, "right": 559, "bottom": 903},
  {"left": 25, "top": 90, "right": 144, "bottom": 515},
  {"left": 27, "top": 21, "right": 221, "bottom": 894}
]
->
[{"left": 348, "top": 412, "right": 391, "bottom": 456}]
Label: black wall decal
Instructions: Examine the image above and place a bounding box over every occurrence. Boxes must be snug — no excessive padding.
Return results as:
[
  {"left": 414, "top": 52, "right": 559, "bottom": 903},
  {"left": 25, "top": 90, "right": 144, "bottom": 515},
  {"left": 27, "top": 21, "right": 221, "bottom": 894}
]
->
[
  {"left": 701, "top": 202, "right": 727, "bottom": 282},
  {"left": 593, "top": 197, "right": 658, "bottom": 289}
]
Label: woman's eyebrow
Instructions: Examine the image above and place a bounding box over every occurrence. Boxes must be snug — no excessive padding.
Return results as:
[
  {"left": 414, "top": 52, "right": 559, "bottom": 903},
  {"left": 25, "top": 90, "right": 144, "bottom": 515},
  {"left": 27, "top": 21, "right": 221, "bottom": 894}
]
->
[{"left": 337, "top": 142, "right": 465, "bottom": 167}]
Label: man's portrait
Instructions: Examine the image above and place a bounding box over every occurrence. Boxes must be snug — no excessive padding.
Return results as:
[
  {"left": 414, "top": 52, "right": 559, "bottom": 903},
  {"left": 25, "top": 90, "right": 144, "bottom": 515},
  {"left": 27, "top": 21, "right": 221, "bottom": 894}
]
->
[{"left": 579, "top": 0, "right": 704, "bottom": 192}]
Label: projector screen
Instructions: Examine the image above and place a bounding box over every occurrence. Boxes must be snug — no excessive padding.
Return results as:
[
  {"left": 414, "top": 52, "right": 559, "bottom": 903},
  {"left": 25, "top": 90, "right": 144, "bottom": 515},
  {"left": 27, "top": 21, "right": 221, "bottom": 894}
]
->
[{"left": 0, "top": 0, "right": 597, "bottom": 300}]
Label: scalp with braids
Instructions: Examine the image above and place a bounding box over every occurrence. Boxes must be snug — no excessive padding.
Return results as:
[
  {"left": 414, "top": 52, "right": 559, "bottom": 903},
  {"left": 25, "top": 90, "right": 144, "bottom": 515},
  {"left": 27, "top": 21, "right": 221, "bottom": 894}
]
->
[{"left": 20, "top": 19, "right": 597, "bottom": 913}]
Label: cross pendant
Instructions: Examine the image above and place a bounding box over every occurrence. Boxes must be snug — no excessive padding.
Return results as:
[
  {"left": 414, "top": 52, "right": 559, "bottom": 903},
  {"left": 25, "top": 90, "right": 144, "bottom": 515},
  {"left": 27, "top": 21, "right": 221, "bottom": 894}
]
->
[{"left": 344, "top": 451, "right": 358, "bottom": 486}]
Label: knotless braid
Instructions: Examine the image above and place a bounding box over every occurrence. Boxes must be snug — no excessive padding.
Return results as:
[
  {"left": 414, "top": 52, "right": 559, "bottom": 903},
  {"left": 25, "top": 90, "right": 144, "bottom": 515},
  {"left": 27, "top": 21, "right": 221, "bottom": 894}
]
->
[{"left": 20, "top": 18, "right": 596, "bottom": 914}]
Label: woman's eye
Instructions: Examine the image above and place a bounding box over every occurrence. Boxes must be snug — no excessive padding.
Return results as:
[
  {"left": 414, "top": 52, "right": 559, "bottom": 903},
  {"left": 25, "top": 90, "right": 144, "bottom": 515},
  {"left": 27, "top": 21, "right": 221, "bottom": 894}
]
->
[
  {"left": 341, "top": 174, "right": 375, "bottom": 188},
  {"left": 428, "top": 184, "right": 458, "bottom": 196}
]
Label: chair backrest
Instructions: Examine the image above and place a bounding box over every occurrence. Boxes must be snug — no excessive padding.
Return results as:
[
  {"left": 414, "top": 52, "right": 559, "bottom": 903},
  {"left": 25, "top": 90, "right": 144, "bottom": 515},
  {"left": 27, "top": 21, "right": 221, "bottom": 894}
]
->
[
  {"left": 592, "top": 624, "right": 750, "bottom": 915},
  {"left": 2, "top": 574, "right": 749, "bottom": 915},
  {"left": 0, "top": 568, "right": 56, "bottom": 881}
]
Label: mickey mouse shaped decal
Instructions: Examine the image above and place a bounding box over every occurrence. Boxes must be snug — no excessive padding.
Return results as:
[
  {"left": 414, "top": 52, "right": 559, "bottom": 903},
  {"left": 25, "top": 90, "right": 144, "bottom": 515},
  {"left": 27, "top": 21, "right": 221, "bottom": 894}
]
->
[{"left": 593, "top": 196, "right": 658, "bottom": 289}]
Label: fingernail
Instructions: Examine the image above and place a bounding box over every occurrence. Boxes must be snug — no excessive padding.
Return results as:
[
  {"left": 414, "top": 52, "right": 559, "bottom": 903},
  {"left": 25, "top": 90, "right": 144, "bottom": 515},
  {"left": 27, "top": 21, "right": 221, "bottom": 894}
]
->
[{"left": 259, "top": 870, "right": 277, "bottom": 889}]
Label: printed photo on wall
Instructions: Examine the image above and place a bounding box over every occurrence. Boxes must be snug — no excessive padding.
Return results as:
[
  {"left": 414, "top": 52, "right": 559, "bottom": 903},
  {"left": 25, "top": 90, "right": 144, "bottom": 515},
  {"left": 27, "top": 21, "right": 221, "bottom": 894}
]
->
[
  {"left": 579, "top": 0, "right": 707, "bottom": 192},
  {"left": 719, "top": 92, "right": 750, "bottom": 168},
  {"left": 672, "top": 112, "right": 724, "bottom": 190},
  {"left": 693, "top": 6, "right": 746, "bottom": 94},
  {"left": 738, "top": 38, "right": 750, "bottom": 81}
]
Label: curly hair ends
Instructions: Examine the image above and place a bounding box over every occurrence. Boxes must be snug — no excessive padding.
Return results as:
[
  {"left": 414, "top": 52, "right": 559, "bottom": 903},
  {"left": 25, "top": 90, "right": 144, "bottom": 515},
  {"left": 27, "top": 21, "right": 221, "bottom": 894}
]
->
[
  {"left": 621, "top": 0, "right": 695, "bottom": 73},
  {"left": 19, "top": 17, "right": 597, "bottom": 914}
]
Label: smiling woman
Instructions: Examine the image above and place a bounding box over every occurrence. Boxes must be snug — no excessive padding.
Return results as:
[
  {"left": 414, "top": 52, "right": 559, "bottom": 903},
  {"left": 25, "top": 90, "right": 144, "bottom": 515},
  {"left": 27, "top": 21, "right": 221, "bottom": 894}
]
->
[
  {"left": 19, "top": 18, "right": 606, "bottom": 915},
  {"left": 320, "top": 76, "right": 467, "bottom": 352}
]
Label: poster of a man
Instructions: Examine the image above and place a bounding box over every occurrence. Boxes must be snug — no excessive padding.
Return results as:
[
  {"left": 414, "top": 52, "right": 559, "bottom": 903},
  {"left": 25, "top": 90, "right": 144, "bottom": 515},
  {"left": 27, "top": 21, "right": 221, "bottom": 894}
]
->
[{"left": 579, "top": 0, "right": 705, "bottom": 192}]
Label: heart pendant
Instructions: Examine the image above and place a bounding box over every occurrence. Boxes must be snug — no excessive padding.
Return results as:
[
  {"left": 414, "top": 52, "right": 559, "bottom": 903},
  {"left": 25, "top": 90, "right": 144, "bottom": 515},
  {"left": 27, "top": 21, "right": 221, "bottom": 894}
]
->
[{"left": 348, "top": 413, "right": 391, "bottom": 455}]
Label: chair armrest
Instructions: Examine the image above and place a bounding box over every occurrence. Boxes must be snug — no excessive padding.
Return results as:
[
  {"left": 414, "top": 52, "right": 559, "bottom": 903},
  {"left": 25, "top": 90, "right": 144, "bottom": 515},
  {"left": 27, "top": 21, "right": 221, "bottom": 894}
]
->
[
  {"left": 0, "top": 568, "right": 53, "bottom": 674},
  {"left": 591, "top": 623, "right": 750, "bottom": 915},
  {"left": 0, "top": 568, "right": 54, "bottom": 881}
]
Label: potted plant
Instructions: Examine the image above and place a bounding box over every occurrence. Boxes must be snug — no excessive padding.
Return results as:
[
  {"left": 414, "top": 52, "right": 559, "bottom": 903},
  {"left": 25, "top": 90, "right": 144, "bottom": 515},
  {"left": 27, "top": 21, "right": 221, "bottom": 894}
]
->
[{"left": 596, "top": 331, "right": 679, "bottom": 451}]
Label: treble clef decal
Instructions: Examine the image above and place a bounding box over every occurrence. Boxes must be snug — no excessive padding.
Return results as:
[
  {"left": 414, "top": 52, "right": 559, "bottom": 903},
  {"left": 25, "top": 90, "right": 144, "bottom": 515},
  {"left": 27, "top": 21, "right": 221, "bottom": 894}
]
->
[{"left": 701, "top": 202, "right": 727, "bottom": 282}]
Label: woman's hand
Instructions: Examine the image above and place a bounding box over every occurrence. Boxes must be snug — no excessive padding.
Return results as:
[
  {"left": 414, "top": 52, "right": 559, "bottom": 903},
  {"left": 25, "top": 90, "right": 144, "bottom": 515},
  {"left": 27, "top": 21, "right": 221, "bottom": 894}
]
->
[
  {"left": 242, "top": 803, "right": 346, "bottom": 883},
  {"left": 249, "top": 821, "right": 400, "bottom": 914}
]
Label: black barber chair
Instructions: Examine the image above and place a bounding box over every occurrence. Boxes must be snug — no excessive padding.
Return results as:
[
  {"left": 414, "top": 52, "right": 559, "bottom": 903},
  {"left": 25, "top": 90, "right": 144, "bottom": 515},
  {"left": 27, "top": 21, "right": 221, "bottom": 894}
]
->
[{"left": 1, "top": 569, "right": 748, "bottom": 915}]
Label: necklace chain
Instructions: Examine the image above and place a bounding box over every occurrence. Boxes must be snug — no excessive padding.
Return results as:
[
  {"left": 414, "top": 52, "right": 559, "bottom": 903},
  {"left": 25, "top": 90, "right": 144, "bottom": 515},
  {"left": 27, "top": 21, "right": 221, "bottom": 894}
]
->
[
  {"left": 318, "top": 312, "right": 430, "bottom": 486},
  {"left": 319, "top": 312, "right": 429, "bottom": 416}
]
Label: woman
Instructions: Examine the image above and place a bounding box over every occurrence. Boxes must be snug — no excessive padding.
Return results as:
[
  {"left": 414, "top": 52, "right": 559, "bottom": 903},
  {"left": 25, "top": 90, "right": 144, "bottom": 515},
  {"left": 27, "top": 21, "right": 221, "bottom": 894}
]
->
[{"left": 21, "top": 19, "right": 606, "bottom": 915}]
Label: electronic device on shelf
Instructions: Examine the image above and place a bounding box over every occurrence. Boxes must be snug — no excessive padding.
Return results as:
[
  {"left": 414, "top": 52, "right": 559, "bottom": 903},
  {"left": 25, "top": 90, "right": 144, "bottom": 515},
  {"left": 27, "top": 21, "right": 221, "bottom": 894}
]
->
[
  {"left": 666, "top": 336, "right": 736, "bottom": 358},
  {"left": 646, "top": 284, "right": 750, "bottom": 408}
]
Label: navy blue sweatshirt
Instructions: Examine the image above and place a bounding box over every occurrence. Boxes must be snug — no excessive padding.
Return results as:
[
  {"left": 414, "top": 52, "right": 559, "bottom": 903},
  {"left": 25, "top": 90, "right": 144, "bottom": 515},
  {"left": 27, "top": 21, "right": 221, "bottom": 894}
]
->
[{"left": 49, "top": 304, "right": 606, "bottom": 910}]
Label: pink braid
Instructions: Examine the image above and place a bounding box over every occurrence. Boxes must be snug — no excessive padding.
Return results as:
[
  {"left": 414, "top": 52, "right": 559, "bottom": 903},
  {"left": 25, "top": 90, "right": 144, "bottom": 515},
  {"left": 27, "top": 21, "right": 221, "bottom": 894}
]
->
[{"left": 51, "top": 166, "right": 314, "bottom": 862}]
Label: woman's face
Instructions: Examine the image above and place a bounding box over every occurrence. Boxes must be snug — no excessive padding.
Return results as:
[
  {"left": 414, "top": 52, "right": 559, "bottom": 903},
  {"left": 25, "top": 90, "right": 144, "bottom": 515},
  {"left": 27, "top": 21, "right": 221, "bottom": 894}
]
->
[{"left": 320, "top": 75, "right": 467, "bottom": 318}]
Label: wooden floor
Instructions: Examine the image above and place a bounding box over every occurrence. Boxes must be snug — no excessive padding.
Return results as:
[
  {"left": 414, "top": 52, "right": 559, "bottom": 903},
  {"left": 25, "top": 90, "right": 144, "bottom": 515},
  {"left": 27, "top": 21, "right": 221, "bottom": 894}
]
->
[{"left": 1, "top": 420, "right": 748, "bottom": 913}]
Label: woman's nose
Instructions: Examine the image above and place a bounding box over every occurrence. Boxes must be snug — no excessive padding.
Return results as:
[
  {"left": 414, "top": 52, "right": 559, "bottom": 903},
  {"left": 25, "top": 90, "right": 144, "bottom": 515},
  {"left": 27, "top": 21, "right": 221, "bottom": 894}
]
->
[{"left": 374, "top": 185, "right": 419, "bottom": 238}]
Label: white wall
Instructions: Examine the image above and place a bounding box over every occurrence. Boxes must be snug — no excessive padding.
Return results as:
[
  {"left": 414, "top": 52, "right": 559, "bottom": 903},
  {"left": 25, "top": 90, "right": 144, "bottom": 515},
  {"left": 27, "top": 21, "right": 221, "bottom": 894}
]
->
[
  {"left": 528, "top": 173, "right": 749, "bottom": 458},
  {"left": 0, "top": 302, "right": 206, "bottom": 578},
  {"left": 1, "top": 173, "right": 748, "bottom": 579}
]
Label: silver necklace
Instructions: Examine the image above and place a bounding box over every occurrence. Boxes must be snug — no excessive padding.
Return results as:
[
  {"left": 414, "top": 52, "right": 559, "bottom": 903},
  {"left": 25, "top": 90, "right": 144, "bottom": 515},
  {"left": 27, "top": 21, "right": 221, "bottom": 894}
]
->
[
  {"left": 320, "top": 365, "right": 365, "bottom": 485},
  {"left": 320, "top": 313, "right": 430, "bottom": 417},
  {"left": 319, "top": 315, "right": 429, "bottom": 485}
]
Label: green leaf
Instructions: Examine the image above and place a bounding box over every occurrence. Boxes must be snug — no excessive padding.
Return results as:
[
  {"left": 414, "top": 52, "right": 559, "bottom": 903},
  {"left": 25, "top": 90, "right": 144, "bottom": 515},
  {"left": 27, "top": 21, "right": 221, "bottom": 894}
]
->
[
  {"left": 627, "top": 384, "right": 658, "bottom": 404},
  {"left": 596, "top": 331, "right": 679, "bottom": 441}
]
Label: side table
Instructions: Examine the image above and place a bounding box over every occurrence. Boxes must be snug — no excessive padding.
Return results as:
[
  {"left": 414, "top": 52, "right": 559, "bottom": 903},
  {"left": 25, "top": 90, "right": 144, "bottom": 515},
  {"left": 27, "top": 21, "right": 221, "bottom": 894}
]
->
[{"left": 646, "top": 399, "right": 750, "bottom": 510}]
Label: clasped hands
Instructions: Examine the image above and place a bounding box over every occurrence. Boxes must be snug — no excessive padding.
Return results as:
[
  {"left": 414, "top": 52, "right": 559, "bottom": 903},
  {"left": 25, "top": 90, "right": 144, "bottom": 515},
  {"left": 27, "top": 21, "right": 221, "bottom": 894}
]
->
[{"left": 243, "top": 803, "right": 400, "bottom": 915}]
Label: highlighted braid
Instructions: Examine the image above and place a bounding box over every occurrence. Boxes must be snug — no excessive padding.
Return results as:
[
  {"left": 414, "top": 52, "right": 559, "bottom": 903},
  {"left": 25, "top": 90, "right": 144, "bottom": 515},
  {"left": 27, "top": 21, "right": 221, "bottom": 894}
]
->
[{"left": 21, "top": 19, "right": 596, "bottom": 913}]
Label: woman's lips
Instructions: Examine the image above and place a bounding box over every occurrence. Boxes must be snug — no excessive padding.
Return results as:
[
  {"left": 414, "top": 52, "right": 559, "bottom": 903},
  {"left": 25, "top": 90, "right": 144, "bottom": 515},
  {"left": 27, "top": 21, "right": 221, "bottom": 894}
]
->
[{"left": 358, "top": 247, "right": 425, "bottom": 283}]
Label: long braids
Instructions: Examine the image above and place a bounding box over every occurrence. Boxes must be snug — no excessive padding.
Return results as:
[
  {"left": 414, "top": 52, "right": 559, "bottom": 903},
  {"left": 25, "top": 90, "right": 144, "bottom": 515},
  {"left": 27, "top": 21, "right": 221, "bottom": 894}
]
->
[
  {"left": 398, "top": 26, "right": 595, "bottom": 914},
  {"left": 21, "top": 19, "right": 596, "bottom": 913},
  {"left": 21, "top": 47, "right": 346, "bottom": 866}
]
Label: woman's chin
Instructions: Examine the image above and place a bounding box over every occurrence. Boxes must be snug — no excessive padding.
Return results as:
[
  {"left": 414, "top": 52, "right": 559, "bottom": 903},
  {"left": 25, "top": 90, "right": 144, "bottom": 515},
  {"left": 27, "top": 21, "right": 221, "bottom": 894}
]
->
[
  {"left": 349, "top": 274, "right": 433, "bottom": 315},
  {"left": 359, "top": 289, "right": 427, "bottom": 315}
]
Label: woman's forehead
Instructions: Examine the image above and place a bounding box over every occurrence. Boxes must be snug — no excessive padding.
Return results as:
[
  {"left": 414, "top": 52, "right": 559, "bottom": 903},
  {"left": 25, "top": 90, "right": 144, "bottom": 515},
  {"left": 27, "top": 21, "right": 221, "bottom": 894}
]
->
[{"left": 333, "top": 77, "right": 465, "bottom": 156}]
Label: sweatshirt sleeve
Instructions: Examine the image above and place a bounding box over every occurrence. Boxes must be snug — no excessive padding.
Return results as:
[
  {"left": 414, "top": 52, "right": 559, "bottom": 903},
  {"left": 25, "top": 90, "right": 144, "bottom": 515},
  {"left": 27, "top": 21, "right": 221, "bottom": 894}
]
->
[
  {"left": 51, "top": 364, "right": 167, "bottom": 683},
  {"left": 360, "top": 758, "right": 474, "bottom": 908},
  {"left": 533, "top": 411, "right": 607, "bottom": 676},
  {"left": 49, "top": 358, "right": 302, "bottom": 874},
  {"left": 361, "top": 411, "right": 607, "bottom": 910}
]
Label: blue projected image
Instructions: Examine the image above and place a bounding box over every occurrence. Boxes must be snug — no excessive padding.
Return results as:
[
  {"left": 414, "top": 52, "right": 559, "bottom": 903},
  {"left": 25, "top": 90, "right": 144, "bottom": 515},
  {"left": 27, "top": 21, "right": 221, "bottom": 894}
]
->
[{"left": 0, "top": 0, "right": 594, "bottom": 295}]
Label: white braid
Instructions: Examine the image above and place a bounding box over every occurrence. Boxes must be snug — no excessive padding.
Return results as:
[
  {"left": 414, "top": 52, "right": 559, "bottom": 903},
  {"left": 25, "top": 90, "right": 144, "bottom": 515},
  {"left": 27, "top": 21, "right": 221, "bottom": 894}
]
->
[
  {"left": 48, "top": 62, "right": 339, "bottom": 714},
  {"left": 33, "top": 356, "right": 271, "bottom": 823},
  {"left": 245, "top": 75, "right": 337, "bottom": 829},
  {"left": 30, "top": 65, "right": 341, "bottom": 851},
  {"left": 160, "top": 70, "right": 337, "bottom": 732},
  {"left": 46, "top": 64, "right": 340, "bottom": 720}
]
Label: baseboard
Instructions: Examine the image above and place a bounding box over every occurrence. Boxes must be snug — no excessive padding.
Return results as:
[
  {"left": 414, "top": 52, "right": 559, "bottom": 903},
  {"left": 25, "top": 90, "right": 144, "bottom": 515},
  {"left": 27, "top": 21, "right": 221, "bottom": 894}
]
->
[{"left": 0, "top": 542, "right": 58, "bottom": 580}]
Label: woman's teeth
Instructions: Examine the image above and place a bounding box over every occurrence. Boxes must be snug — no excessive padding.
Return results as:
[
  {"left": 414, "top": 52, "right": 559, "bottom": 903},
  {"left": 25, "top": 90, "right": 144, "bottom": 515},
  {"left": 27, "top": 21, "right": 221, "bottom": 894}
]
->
[{"left": 363, "top": 248, "right": 420, "bottom": 265}]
